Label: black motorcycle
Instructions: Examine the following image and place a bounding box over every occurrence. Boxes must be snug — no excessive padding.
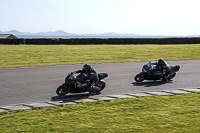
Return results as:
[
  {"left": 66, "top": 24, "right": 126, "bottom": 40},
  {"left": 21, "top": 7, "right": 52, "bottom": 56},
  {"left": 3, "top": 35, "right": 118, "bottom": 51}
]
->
[
  {"left": 56, "top": 71, "right": 108, "bottom": 96},
  {"left": 135, "top": 62, "right": 180, "bottom": 82}
]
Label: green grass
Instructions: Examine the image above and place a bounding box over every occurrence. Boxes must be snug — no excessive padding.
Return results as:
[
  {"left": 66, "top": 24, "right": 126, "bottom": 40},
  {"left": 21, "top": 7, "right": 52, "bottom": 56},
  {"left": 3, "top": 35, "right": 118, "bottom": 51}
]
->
[
  {"left": 0, "top": 92, "right": 200, "bottom": 133},
  {"left": 0, "top": 44, "right": 200, "bottom": 132},
  {"left": 0, "top": 44, "right": 200, "bottom": 68}
]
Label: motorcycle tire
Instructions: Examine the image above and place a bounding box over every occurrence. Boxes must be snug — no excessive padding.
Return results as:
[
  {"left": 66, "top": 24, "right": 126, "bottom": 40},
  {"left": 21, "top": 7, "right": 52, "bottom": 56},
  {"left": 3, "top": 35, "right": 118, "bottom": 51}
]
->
[
  {"left": 135, "top": 73, "right": 145, "bottom": 82},
  {"left": 56, "top": 84, "right": 69, "bottom": 97},
  {"left": 98, "top": 80, "right": 106, "bottom": 92},
  {"left": 168, "top": 73, "right": 176, "bottom": 80}
]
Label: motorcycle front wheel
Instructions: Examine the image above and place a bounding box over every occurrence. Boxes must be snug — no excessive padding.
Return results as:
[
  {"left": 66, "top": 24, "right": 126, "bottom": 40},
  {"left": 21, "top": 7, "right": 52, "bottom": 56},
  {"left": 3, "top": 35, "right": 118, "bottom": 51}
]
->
[
  {"left": 97, "top": 80, "right": 106, "bottom": 92},
  {"left": 135, "top": 73, "right": 145, "bottom": 82},
  {"left": 56, "top": 84, "right": 69, "bottom": 96},
  {"left": 168, "top": 73, "right": 176, "bottom": 80}
]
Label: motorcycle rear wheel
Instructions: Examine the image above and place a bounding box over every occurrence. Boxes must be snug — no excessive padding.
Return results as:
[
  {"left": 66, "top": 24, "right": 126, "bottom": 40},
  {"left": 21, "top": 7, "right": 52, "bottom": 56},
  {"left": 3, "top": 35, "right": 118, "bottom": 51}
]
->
[
  {"left": 135, "top": 73, "right": 145, "bottom": 82},
  {"left": 56, "top": 84, "right": 69, "bottom": 96}
]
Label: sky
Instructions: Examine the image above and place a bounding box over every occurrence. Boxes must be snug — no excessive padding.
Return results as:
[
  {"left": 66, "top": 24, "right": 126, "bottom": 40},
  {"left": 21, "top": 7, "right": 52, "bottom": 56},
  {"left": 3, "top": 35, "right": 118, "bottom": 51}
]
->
[{"left": 0, "top": 0, "right": 200, "bottom": 36}]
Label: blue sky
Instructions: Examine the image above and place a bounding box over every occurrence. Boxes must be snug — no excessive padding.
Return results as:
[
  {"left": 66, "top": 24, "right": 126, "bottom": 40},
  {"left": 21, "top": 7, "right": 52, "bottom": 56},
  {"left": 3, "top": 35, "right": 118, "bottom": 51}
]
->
[{"left": 0, "top": 0, "right": 200, "bottom": 35}]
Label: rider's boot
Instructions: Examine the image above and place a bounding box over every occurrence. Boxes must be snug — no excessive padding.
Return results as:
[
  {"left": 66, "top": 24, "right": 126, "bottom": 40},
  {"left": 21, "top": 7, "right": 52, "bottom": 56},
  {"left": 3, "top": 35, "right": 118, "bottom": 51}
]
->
[{"left": 162, "top": 74, "right": 169, "bottom": 81}]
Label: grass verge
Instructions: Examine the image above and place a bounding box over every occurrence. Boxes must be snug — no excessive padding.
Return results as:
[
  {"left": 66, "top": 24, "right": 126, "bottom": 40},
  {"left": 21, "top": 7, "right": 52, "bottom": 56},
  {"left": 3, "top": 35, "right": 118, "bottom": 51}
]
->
[
  {"left": 0, "top": 44, "right": 200, "bottom": 68},
  {"left": 0, "top": 92, "right": 200, "bottom": 132}
]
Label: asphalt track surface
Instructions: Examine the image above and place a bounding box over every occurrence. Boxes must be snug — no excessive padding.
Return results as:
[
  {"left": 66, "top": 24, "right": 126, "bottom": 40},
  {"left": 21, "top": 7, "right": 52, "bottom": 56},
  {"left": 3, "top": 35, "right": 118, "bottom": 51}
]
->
[{"left": 0, "top": 60, "right": 200, "bottom": 106}]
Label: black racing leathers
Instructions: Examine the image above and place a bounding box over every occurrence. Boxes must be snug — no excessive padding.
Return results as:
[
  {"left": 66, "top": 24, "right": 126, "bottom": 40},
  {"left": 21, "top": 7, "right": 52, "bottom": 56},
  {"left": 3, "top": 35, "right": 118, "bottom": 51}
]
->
[
  {"left": 151, "top": 61, "right": 172, "bottom": 80},
  {"left": 76, "top": 68, "right": 99, "bottom": 91}
]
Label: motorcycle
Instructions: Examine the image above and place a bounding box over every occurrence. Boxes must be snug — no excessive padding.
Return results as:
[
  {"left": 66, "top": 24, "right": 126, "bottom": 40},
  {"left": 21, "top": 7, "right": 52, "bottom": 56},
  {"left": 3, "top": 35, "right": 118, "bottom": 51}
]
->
[
  {"left": 56, "top": 71, "right": 108, "bottom": 96},
  {"left": 135, "top": 62, "right": 180, "bottom": 82}
]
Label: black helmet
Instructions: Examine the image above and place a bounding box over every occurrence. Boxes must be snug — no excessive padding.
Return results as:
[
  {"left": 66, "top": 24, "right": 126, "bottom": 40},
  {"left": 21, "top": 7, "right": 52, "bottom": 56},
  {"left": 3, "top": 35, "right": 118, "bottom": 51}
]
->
[
  {"left": 158, "top": 58, "right": 165, "bottom": 67},
  {"left": 83, "top": 64, "right": 91, "bottom": 72}
]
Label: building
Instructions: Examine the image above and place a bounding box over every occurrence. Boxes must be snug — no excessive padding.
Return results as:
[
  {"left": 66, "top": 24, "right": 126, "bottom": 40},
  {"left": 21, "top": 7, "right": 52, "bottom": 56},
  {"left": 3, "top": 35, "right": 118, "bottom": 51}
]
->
[{"left": 0, "top": 34, "right": 17, "bottom": 39}]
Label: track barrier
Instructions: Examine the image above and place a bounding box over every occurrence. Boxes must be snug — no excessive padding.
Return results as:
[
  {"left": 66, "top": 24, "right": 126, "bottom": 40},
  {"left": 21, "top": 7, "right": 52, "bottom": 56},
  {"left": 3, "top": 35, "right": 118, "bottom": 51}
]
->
[{"left": 0, "top": 38, "right": 200, "bottom": 45}]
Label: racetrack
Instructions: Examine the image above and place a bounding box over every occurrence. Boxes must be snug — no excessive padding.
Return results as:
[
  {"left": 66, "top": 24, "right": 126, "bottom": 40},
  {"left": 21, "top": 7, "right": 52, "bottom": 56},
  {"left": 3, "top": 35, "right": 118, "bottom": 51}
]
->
[{"left": 0, "top": 60, "right": 200, "bottom": 106}]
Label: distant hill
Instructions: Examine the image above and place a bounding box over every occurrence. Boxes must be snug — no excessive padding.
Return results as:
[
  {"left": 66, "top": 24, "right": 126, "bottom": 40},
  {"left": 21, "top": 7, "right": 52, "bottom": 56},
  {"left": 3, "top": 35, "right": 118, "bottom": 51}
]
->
[
  {"left": 0, "top": 30, "right": 199, "bottom": 38},
  {"left": 0, "top": 30, "right": 76, "bottom": 36},
  {"left": 0, "top": 30, "right": 23, "bottom": 35},
  {"left": 0, "top": 30, "right": 145, "bottom": 36}
]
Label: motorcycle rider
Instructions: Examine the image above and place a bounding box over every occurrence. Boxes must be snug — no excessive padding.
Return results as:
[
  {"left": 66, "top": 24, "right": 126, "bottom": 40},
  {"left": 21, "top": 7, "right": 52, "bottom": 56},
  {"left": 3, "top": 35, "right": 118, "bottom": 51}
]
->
[
  {"left": 75, "top": 64, "right": 100, "bottom": 94},
  {"left": 152, "top": 59, "right": 172, "bottom": 81}
]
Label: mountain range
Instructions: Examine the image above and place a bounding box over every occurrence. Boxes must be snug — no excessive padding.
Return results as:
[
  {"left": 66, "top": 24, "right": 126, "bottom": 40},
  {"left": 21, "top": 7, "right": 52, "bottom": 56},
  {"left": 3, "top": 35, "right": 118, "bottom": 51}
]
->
[
  {"left": 0, "top": 30, "right": 76, "bottom": 35},
  {"left": 0, "top": 30, "right": 199, "bottom": 37},
  {"left": 0, "top": 30, "right": 152, "bottom": 36}
]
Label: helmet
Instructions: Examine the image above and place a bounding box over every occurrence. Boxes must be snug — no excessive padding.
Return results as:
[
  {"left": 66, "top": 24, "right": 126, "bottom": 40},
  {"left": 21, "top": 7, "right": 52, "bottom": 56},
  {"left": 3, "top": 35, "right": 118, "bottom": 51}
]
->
[
  {"left": 83, "top": 64, "right": 91, "bottom": 72},
  {"left": 158, "top": 59, "right": 165, "bottom": 67}
]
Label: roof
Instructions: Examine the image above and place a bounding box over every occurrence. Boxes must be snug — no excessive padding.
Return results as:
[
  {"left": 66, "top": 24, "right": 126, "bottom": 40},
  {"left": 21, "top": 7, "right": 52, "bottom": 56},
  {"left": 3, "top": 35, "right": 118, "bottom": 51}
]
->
[{"left": 0, "top": 34, "right": 17, "bottom": 39}]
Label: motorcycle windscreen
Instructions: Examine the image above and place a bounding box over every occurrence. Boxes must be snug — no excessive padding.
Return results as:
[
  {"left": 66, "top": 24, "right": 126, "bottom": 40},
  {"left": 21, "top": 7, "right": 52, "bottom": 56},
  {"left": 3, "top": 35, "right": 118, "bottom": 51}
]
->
[
  {"left": 98, "top": 73, "right": 108, "bottom": 80},
  {"left": 171, "top": 65, "right": 180, "bottom": 71}
]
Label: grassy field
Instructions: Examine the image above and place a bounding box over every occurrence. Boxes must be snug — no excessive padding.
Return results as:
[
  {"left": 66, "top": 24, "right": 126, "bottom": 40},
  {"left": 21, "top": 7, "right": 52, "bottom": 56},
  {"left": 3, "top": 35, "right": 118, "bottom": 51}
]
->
[
  {"left": 0, "top": 44, "right": 200, "bottom": 132},
  {"left": 0, "top": 44, "right": 200, "bottom": 68},
  {"left": 0, "top": 92, "right": 200, "bottom": 133}
]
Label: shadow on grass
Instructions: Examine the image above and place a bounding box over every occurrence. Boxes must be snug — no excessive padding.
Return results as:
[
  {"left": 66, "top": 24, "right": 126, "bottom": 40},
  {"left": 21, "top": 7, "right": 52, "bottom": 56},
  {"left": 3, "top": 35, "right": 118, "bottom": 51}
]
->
[{"left": 132, "top": 80, "right": 173, "bottom": 87}]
